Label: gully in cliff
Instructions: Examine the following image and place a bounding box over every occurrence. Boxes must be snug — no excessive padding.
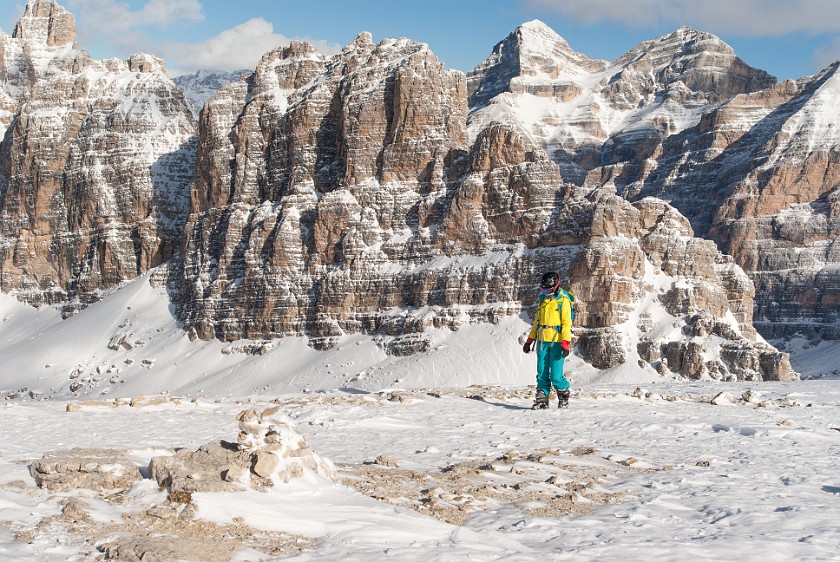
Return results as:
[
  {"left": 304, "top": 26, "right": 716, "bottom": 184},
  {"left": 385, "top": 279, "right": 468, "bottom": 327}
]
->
[{"left": 523, "top": 271, "right": 576, "bottom": 410}]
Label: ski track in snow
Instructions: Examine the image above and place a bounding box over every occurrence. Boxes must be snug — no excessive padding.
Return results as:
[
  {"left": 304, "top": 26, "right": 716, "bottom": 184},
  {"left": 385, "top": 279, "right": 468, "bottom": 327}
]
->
[{"left": 1, "top": 382, "right": 838, "bottom": 561}]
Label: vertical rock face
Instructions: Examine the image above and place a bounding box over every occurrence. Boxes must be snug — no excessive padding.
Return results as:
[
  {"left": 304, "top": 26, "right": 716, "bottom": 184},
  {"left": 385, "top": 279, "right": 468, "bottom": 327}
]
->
[
  {"left": 568, "top": 195, "right": 794, "bottom": 381},
  {"left": 177, "top": 33, "right": 787, "bottom": 380},
  {"left": 181, "top": 34, "right": 476, "bottom": 342},
  {"left": 628, "top": 64, "right": 840, "bottom": 340},
  {"left": 12, "top": 0, "right": 77, "bottom": 48},
  {"left": 0, "top": 1, "right": 196, "bottom": 305}
]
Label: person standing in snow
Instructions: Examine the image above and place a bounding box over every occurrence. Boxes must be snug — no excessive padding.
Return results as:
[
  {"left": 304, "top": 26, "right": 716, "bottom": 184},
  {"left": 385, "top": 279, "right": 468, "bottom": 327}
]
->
[{"left": 522, "top": 271, "right": 575, "bottom": 409}]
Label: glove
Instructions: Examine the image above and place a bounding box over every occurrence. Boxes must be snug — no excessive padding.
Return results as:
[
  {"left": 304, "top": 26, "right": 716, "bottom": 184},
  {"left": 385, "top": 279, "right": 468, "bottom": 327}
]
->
[
  {"left": 560, "top": 340, "right": 570, "bottom": 358},
  {"left": 522, "top": 338, "right": 534, "bottom": 353}
]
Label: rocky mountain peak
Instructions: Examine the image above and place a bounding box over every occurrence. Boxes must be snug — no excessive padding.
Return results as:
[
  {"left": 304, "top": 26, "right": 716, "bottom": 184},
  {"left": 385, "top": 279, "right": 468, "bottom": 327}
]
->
[
  {"left": 0, "top": 0, "right": 196, "bottom": 307},
  {"left": 12, "top": 0, "right": 76, "bottom": 48},
  {"left": 283, "top": 40, "right": 322, "bottom": 59},
  {"left": 515, "top": 19, "right": 574, "bottom": 53},
  {"left": 608, "top": 26, "right": 775, "bottom": 102},
  {"left": 515, "top": 19, "right": 606, "bottom": 75},
  {"left": 347, "top": 31, "right": 374, "bottom": 51},
  {"left": 673, "top": 25, "right": 713, "bottom": 42},
  {"left": 252, "top": 40, "right": 326, "bottom": 93},
  {"left": 467, "top": 19, "right": 605, "bottom": 108},
  {"left": 128, "top": 53, "right": 166, "bottom": 74}
]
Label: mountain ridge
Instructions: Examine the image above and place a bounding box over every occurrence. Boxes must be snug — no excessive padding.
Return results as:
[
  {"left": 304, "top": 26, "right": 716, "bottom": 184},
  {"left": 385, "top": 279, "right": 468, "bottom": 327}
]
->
[{"left": 3, "top": 1, "right": 835, "bottom": 381}]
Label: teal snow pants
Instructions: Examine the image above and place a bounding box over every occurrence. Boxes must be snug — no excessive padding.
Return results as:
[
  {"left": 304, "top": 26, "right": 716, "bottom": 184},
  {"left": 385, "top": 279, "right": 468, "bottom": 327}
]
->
[{"left": 536, "top": 340, "right": 570, "bottom": 396}]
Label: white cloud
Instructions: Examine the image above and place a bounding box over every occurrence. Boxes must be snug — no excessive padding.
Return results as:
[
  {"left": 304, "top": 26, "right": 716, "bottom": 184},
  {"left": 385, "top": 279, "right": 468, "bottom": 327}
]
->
[
  {"left": 136, "top": 0, "right": 204, "bottom": 27},
  {"left": 67, "top": 0, "right": 204, "bottom": 31},
  {"left": 527, "top": 0, "right": 840, "bottom": 36},
  {"left": 158, "top": 18, "right": 343, "bottom": 76},
  {"left": 65, "top": 0, "right": 204, "bottom": 56},
  {"left": 60, "top": 1, "right": 341, "bottom": 76}
]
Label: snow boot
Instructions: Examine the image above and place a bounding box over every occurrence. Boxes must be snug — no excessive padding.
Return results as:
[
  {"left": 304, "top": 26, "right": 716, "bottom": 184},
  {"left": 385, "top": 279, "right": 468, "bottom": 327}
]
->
[
  {"left": 557, "top": 389, "right": 570, "bottom": 409},
  {"left": 532, "top": 390, "right": 549, "bottom": 410}
]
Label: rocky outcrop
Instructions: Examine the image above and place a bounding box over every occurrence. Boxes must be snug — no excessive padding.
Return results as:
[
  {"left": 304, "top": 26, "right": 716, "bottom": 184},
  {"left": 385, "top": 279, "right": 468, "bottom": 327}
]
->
[
  {"left": 0, "top": 0, "right": 196, "bottom": 306},
  {"left": 30, "top": 448, "right": 142, "bottom": 491},
  {"left": 148, "top": 407, "right": 335, "bottom": 493},
  {"left": 12, "top": 0, "right": 76, "bottom": 48},
  {"left": 27, "top": 408, "right": 322, "bottom": 561},
  {"left": 568, "top": 196, "right": 794, "bottom": 380}
]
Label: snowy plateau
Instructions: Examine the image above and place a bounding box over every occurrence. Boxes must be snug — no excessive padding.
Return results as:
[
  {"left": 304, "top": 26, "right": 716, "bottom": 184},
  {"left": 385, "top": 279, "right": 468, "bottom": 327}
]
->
[
  {"left": 1, "top": 1, "right": 840, "bottom": 560},
  {"left": 0, "top": 273, "right": 839, "bottom": 561}
]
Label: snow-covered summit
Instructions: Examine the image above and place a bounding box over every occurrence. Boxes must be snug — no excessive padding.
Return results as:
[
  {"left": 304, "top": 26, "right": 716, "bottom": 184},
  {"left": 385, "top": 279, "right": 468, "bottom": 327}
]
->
[
  {"left": 467, "top": 19, "right": 606, "bottom": 107},
  {"left": 467, "top": 20, "right": 776, "bottom": 183},
  {"left": 609, "top": 26, "right": 776, "bottom": 103}
]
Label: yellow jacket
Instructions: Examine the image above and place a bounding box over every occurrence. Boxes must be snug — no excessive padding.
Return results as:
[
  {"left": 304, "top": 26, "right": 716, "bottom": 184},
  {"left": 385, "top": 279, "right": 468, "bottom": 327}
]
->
[{"left": 528, "top": 291, "right": 573, "bottom": 343}]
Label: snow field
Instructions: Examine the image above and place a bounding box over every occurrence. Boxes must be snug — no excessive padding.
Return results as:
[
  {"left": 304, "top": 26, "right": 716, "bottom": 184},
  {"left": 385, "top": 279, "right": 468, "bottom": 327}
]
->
[{"left": 0, "top": 381, "right": 838, "bottom": 560}]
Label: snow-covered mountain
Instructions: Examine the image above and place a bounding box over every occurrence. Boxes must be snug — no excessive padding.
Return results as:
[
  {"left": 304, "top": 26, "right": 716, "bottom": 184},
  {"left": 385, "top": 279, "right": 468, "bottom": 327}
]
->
[
  {"left": 0, "top": 0, "right": 196, "bottom": 308},
  {"left": 467, "top": 21, "right": 775, "bottom": 184},
  {"left": 172, "top": 68, "right": 250, "bottom": 117},
  {"left": 466, "top": 20, "right": 839, "bottom": 347},
  {"left": 1, "top": 0, "right": 837, "bottom": 379},
  {"left": 177, "top": 30, "right": 788, "bottom": 382}
]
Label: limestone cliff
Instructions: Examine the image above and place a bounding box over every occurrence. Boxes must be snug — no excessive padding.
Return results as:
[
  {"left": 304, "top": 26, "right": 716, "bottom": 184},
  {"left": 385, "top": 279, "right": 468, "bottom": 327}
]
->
[
  {"left": 0, "top": 0, "right": 197, "bottom": 306},
  {"left": 177, "top": 31, "right": 790, "bottom": 380},
  {"left": 626, "top": 65, "right": 840, "bottom": 340}
]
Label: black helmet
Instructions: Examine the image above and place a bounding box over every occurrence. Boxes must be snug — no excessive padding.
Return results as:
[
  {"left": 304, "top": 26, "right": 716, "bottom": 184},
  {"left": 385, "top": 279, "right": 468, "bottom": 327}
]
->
[{"left": 540, "top": 271, "right": 559, "bottom": 290}]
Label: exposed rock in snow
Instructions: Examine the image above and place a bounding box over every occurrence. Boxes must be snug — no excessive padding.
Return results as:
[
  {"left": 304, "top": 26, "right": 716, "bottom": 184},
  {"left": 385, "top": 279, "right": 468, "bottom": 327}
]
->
[
  {"left": 710, "top": 391, "right": 736, "bottom": 405},
  {"left": 30, "top": 448, "right": 142, "bottom": 491},
  {"left": 148, "top": 406, "right": 335, "bottom": 493}
]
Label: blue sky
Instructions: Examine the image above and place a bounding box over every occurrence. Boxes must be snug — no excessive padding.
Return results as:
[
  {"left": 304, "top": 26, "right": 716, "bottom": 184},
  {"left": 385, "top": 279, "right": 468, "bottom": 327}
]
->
[{"left": 2, "top": 0, "right": 839, "bottom": 79}]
